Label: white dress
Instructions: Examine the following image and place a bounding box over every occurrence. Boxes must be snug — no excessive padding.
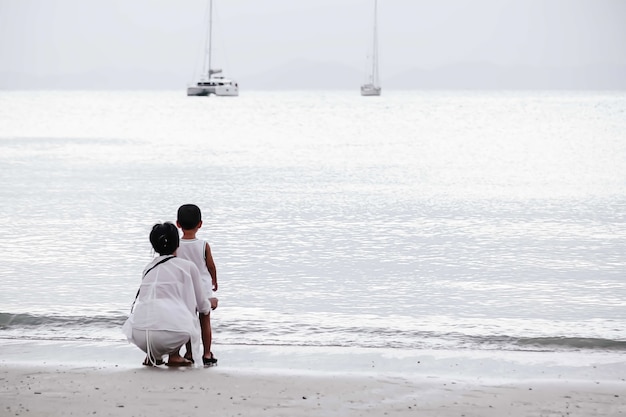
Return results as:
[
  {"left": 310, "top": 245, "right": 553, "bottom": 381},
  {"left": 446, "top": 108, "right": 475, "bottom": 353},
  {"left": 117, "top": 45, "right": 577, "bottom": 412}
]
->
[{"left": 122, "top": 255, "right": 211, "bottom": 365}]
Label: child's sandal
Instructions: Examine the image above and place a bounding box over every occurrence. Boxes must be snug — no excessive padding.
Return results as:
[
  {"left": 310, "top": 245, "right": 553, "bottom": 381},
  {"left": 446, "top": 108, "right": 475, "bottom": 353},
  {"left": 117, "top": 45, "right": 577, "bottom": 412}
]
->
[{"left": 202, "top": 353, "right": 217, "bottom": 367}]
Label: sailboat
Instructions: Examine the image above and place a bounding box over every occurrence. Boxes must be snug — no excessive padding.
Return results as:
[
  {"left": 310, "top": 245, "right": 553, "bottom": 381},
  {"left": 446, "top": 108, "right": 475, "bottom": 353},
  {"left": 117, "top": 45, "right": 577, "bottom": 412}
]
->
[
  {"left": 361, "top": 0, "right": 381, "bottom": 96},
  {"left": 187, "top": 0, "right": 238, "bottom": 97}
]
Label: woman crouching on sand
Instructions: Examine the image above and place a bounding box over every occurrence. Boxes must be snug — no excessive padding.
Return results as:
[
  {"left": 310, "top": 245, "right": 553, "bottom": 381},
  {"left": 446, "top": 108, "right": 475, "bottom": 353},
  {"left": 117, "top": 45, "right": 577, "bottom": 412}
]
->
[{"left": 122, "top": 222, "right": 216, "bottom": 367}]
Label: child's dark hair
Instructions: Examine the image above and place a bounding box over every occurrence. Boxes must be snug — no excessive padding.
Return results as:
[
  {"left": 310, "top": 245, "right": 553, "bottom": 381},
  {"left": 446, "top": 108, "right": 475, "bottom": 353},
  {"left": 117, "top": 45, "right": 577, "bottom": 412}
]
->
[
  {"left": 150, "top": 222, "right": 179, "bottom": 255},
  {"left": 177, "top": 204, "right": 202, "bottom": 230}
]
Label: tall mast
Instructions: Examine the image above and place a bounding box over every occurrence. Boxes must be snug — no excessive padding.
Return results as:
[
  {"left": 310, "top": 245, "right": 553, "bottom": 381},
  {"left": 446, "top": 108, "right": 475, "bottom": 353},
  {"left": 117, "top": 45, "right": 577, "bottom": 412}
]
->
[
  {"left": 208, "top": 0, "right": 213, "bottom": 76},
  {"left": 201, "top": 0, "right": 213, "bottom": 77},
  {"left": 372, "top": 0, "right": 379, "bottom": 86}
]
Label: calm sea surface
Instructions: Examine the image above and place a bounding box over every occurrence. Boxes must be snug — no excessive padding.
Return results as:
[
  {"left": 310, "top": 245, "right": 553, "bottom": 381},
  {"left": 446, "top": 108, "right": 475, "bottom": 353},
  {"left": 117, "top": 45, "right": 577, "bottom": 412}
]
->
[{"left": 1, "top": 90, "right": 625, "bottom": 353}]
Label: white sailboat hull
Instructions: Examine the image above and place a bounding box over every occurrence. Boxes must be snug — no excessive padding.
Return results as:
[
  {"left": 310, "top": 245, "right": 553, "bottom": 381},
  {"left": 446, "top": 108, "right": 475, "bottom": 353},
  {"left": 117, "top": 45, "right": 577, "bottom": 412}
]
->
[
  {"left": 361, "top": 84, "right": 381, "bottom": 96},
  {"left": 187, "top": 83, "right": 239, "bottom": 97}
]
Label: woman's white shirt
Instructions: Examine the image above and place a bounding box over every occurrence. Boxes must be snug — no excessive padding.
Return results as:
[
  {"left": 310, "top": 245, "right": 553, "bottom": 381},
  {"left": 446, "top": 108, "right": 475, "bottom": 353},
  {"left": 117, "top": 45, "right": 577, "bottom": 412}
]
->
[{"left": 122, "top": 255, "right": 211, "bottom": 363}]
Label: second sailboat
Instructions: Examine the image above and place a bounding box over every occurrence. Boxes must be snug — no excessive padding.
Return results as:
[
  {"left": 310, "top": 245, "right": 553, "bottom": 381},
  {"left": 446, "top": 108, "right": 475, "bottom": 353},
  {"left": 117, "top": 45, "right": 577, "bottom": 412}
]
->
[{"left": 361, "top": 0, "right": 381, "bottom": 96}]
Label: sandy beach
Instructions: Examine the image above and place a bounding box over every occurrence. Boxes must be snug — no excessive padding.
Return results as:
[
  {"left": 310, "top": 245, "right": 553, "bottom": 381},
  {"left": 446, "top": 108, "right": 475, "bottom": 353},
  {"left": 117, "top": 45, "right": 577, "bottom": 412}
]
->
[
  {"left": 2, "top": 363, "right": 624, "bottom": 417},
  {"left": 1, "top": 341, "right": 625, "bottom": 416}
]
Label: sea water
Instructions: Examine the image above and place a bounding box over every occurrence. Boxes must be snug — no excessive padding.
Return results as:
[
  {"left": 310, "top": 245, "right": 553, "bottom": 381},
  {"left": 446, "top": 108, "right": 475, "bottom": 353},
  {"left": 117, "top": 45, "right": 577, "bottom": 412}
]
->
[{"left": 0, "top": 90, "right": 625, "bottom": 355}]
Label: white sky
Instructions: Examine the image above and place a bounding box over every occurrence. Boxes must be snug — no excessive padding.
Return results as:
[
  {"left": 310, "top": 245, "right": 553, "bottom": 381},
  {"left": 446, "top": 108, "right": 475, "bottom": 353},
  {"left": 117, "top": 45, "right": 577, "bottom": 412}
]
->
[{"left": 0, "top": 0, "right": 624, "bottom": 86}]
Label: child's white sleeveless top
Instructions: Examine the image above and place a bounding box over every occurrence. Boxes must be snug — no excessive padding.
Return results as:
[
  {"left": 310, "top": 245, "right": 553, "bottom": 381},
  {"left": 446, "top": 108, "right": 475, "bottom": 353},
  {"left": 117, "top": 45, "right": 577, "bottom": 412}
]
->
[{"left": 177, "top": 238, "right": 213, "bottom": 298}]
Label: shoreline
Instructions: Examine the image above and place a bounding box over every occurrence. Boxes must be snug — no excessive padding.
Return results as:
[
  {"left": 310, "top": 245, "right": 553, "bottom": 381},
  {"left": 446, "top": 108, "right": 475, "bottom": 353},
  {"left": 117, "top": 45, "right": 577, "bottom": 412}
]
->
[
  {"left": 1, "top": 340, "right": 625, "bottom": 416},
  {"left": 1, "top": 338, "right": 625, "bottom": 380}
]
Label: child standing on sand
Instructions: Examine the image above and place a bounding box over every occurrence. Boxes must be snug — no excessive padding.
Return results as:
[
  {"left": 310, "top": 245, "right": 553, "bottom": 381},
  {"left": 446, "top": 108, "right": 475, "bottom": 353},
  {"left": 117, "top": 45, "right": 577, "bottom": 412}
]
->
[{"left": 176, "top": 204, "right": 219, "bottom": 366}]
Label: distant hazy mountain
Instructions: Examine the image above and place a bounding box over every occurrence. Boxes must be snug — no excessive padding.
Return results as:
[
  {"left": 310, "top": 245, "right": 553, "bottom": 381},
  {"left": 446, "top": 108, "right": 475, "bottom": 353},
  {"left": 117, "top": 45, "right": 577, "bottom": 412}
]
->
[
  {"left": 2, "top": 61, "right": 624, "bottom": 90},
  {"left": 387, "top": 63, "right": 626, "bottom": 90}
]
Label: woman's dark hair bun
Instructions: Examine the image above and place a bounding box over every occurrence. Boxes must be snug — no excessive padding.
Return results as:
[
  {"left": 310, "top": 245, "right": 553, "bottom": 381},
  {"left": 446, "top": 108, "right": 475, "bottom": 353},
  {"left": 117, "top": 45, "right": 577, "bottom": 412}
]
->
[{"left": 149, "top": 222, "right": 179, "bottom": 255}]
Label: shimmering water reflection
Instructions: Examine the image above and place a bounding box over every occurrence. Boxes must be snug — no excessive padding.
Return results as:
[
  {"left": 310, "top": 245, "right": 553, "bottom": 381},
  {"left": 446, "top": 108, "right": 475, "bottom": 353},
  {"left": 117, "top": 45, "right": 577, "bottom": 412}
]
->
[{"left": 0, "top": 90, "right": 625, "bottom": 352}]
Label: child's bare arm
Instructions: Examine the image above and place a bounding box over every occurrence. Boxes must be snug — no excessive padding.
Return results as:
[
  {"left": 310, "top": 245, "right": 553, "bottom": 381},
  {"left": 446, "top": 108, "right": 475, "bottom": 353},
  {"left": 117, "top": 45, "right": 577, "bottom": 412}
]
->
[{"left": 205, "top": 242, "right": 218, "bottom": 291}]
